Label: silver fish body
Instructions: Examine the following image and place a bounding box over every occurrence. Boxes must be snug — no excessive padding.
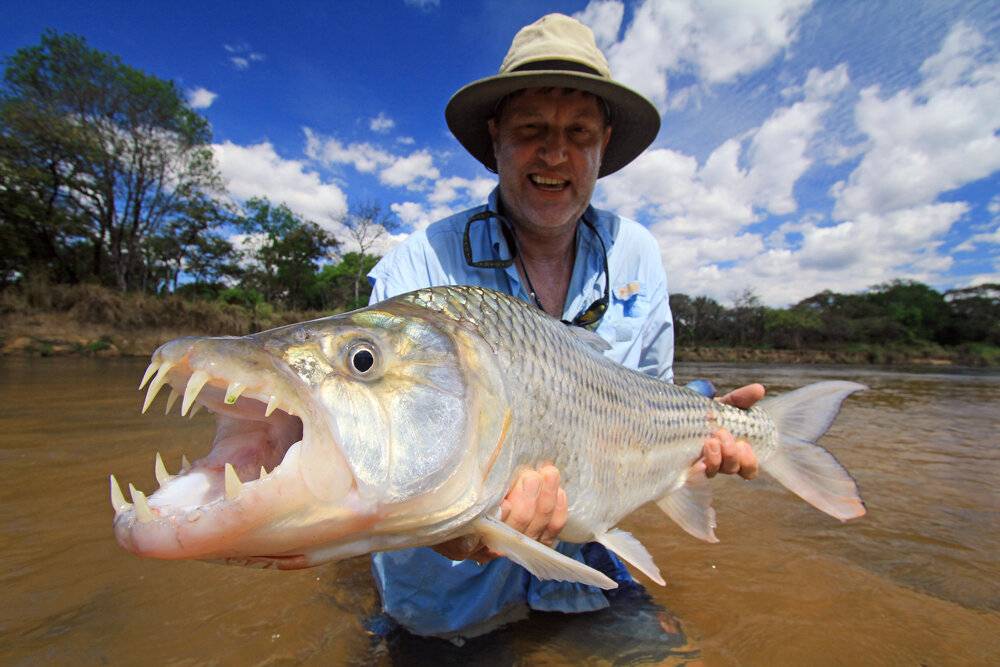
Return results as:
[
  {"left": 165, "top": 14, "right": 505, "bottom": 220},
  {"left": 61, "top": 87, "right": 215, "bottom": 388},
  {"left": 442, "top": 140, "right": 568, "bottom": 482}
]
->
[{"left": 112, "top": 285, "right": 865, "bottom": 587}]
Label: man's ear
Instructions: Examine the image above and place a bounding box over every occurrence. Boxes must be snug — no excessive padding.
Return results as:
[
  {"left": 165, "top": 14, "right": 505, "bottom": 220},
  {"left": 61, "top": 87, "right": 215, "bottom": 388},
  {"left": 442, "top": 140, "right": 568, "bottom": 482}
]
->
[
  {"left": 488, "top": 118, "right": 500, "bottom": 156},
  {"left": 601, "top": 125, "right": 612, "bottom": 157}
]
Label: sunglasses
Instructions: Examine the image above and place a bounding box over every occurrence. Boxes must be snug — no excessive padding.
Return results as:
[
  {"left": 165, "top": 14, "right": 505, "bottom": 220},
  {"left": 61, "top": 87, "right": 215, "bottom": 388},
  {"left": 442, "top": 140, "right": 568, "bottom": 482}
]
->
[{"left": 463, "top": 210, "right": 610, "bottom": 329}]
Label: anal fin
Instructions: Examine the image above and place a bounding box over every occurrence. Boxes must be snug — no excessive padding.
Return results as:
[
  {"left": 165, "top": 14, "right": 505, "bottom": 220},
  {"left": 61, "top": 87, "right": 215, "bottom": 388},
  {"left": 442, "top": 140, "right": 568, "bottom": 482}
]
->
[
  {"left": 595, "top": 528, "right": 665, "bottom": 586},
  {"left": 473, "top": 517, "right": 617, "bottom": 590},
  {"left": 655, "top": 462, "right": 719, "bottom": 543}
]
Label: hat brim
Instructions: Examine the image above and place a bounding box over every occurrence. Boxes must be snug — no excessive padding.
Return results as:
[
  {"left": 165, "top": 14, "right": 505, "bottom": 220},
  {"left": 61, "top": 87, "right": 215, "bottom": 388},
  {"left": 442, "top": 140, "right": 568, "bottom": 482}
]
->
[{"left": 445, "top": 70, "right": 660, "bottom": 178}]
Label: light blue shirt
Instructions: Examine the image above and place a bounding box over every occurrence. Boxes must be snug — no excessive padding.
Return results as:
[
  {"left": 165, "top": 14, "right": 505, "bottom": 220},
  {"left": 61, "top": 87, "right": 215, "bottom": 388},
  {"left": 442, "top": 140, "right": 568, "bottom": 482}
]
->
[{"left": 366, "top": 188, "right": 674, "bottom": 638}]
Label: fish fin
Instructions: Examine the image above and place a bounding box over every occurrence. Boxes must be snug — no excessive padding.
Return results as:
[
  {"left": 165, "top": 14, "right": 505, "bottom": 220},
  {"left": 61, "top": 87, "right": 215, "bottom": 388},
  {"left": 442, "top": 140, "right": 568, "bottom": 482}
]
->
[
  {"left": 595, "top": 528, "right": 665, "bottom": 586},
  {"left": 567, "top": 326, "right": 611, "bottom": 352},
  {"left": 761, "top": 381, "right": 868, "bottom": 521},
  {"left": 655, "top": 462, "right": 719, "bottom": 543},
  {"left": 472, "top": 517, "right": 617, "bottom": 590}
]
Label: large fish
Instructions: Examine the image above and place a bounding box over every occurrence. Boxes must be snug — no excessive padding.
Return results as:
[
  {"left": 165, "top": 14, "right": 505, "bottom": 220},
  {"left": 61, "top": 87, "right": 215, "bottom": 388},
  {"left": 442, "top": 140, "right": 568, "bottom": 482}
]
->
[{"left": 111, "top": 285, "right": 866, "bottom": 588}]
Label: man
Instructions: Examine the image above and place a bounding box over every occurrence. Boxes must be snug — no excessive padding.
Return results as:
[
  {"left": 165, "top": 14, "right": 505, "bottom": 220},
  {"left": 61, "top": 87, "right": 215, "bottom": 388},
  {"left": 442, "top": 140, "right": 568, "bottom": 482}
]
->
[{"left": 367, "top": 14, "right": 762, "bottom": 640}]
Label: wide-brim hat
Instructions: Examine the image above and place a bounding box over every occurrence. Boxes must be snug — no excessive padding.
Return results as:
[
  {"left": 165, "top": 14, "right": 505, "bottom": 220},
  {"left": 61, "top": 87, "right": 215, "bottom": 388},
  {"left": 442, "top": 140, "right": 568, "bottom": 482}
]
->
[{"left": 446, "top": 13, "right": 660, "bottom": 178}]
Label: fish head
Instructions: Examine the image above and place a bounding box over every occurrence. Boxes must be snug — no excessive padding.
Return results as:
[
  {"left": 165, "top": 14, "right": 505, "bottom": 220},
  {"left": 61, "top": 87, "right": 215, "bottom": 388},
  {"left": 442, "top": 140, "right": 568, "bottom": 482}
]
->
[{"left": 113, "top": 295, "right": 511, "bottom": 568}]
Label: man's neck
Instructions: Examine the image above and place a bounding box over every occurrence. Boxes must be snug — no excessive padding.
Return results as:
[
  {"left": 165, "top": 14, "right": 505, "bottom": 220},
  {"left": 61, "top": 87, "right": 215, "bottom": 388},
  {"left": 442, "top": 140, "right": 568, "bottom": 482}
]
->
[{"left": 510, "top": 220, "right": 578, "bottom": 319}]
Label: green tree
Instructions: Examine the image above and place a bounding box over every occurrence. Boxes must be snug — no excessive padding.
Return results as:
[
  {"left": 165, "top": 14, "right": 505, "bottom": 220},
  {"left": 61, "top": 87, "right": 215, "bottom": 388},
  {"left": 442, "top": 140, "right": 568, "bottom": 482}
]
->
[
  {"left": 0, "top": 31, "right": 225, "bottom": 290},
  {"left": 236, "top": 197, "right": 339, "bottom": 310},
  {"left": 314, "top": 252, "right": 380, "bottom": 311},
  {"left": 331, "top": 201, "right": 398, "bottom": 305}
]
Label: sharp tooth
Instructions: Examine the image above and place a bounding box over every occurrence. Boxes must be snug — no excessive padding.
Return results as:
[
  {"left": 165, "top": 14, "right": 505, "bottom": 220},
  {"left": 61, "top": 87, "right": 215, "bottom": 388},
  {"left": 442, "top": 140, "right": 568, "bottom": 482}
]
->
[
  {"left": 264, "top": 395, "right": 279, "bottom": 417},
  {"left": 164, "top": 388, "right": 179, "bottom": 414},
  {"left": 260, "top": 465, "right": 268, "bottom": 480},
  {"left": 154, "top": 452, "right": 171, "bottom": 487},
  {"left": 181, "top": 454, "right": 192, "bottom": 471},
  {"left": 225, "top": 463, "right": 243, "bottom": 499},
  {"left": 139, "top": 360, "right": 160, "bottom": 390},
  {"left": 129, "top": 484, "right": 154, "bottom": 523},
  {"left": 181, "top": 370, "right": 210, "bottom": 416},
  {"left": 110, "top": 475, "right": 132, "bottom": 514},
  {"left": 189, "top": 403, "right": 203, "bottom": 418},
  {"left": 142, "top": 362, "right": 174, "bottom": 414},
  {"left": 224, "top": 381, "right": 246, "bottom": 405}
]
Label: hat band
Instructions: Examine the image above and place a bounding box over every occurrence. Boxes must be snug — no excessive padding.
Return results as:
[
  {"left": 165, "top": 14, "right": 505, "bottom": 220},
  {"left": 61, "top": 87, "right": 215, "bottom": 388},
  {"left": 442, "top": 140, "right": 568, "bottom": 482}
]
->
[{"left": 510, "top": 60, "right": 602, "bottom": 76}]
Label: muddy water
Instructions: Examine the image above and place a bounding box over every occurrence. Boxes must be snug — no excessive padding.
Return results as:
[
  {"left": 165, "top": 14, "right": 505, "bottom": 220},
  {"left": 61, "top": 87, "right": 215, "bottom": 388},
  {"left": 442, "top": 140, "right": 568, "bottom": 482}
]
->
[{"left": 1, "top": 356, "right": 998, "bottom": 665}]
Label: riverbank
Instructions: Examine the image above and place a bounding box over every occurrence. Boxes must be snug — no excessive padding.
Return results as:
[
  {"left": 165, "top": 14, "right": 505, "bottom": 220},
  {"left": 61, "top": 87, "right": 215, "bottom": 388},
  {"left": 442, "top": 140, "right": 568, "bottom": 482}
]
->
[{"left": 2, "top": 283, "right": 996, "bottom": 366}]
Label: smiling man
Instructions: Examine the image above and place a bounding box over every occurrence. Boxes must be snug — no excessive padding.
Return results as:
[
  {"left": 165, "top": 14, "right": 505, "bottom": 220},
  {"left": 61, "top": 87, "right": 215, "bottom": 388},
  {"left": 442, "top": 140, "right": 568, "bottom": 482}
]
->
[{"left": 366, "top": 14, "right": 762, "bottom": 642}]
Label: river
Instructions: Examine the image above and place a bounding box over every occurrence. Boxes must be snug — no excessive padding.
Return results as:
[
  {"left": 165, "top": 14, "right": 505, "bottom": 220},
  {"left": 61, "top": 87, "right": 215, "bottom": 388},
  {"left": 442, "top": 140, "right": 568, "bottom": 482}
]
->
[{"left": 1, "top": 357, "right": 998, "bottom": 665}]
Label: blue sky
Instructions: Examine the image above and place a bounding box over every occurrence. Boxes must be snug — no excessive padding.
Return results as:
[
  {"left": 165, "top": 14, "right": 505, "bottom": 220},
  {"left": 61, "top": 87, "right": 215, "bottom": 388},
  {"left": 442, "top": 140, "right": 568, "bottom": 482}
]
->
[{"left": 4, "top": 0, "right": 999, "bottom": 305}]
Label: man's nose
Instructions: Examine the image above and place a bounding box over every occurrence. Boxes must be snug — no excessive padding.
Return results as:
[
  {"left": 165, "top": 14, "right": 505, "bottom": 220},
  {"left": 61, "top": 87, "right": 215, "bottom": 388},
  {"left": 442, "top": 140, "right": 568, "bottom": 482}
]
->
[{"left": 538, "top": 128, "right": 568, "bottom": 165}]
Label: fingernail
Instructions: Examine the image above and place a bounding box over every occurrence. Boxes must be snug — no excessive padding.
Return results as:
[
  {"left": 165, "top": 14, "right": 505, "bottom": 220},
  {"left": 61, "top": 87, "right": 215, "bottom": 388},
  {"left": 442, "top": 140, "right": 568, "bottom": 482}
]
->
[{"left": 523, "top": 475, "right": 540, "bottom": 497}]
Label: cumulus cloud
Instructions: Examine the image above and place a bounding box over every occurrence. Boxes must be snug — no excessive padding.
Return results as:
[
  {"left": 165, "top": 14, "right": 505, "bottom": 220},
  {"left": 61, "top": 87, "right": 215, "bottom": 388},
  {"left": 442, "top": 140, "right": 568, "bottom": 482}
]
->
[
  {"left": 581, "top": 0, "right": 814, "bottom": 110},
  {"left": 305, "top": 128, "right": 440, "bottom": 190},
  {"left": 186, "top": 87, "right": 218, "bottom": 109},
  {"left": 573, "top": 0, "right": 624, "bottom": 52},
  {"left": 369, "top": 112, "right": 395, "bottom": 133},
  {"left": 831, "top": 22, "right": 1000, "bottom": 220},
  {"left": 213, "top": 140, "right": 348, "bottom": 227}
]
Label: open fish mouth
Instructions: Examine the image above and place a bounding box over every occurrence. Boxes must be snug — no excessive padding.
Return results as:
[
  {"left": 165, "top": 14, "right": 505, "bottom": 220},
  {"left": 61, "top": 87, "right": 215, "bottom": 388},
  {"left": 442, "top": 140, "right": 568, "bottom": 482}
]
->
[{"left": 111, "top": 336, "right": 357, "bottom": 566}]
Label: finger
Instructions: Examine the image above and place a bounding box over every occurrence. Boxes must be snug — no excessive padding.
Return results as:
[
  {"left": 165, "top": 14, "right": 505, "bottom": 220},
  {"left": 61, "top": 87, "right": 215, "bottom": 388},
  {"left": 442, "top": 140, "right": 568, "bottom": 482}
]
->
[
  {"left": 541, "top": 488, "right": 568, "bottom": 546},
  {"left": 719, "top": 430, "right": 741, "bottom": 475},
  {"left": 525, "top": 465, "right": 560, "bottom": 540},
  {"left": 504, "top": 470, "right": 541, "bottom": 533},
  {"left": 718, "top": 383, "right": 766, "bottom": 410},
  {"left": 702, "top": 433, "right": 722, "bottom": 477},
  {"left": 737, "top": 440, "right": 759, "bottom": 480}
]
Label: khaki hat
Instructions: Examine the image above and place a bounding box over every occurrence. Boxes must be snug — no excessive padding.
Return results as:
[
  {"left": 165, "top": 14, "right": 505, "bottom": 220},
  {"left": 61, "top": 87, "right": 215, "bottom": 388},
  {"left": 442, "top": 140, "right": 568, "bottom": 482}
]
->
[{"left": 445, "top": 13, "right": 660, "bottom": 178}]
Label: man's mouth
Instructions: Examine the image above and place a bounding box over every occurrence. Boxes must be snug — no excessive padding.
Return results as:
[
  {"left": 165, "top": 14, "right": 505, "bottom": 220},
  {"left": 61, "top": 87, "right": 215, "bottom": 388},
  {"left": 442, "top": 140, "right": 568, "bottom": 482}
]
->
[{"left": 529, "top": 174, "right": 569, "bottom": 191}]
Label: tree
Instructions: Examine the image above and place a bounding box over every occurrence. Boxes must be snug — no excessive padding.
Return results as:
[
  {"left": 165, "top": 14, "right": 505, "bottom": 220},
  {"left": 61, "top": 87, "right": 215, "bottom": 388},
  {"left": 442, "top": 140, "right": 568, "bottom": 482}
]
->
[
  {"left": 0, "top": 31, "right": 226, "bottom": 291},
  {"left": 332, "top": 201, "right": 398, "bottom": 304},
  {"left": 236, "top": 197, "right": 339, "bottom": 310}
]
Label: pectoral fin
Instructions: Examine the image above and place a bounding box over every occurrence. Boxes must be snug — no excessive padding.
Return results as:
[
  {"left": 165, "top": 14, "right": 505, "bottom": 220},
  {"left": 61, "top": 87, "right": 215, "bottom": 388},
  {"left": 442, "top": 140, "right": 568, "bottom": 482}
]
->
[
  {"left": 655, "top": 462, "right": 719, "bottom": 543},
  {"left": 595, "top": 528, "right": 665, "bottom": 586},
  {"left": 473, "top": 517, "right": 617, "bottom": 590}
]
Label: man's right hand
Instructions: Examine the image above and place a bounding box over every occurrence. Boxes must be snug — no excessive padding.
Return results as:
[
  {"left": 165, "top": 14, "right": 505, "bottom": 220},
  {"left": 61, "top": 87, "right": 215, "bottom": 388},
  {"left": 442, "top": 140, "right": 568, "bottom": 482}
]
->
[{"left": 432, "top": 464, "right": 568, "bottom": 563}]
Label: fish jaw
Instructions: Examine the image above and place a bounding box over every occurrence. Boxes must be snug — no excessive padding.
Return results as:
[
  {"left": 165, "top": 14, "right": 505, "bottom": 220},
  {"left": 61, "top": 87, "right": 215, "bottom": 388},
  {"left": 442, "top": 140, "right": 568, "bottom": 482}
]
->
[{"left": 114, "top": 302, "right": 514, "bottom": 567}]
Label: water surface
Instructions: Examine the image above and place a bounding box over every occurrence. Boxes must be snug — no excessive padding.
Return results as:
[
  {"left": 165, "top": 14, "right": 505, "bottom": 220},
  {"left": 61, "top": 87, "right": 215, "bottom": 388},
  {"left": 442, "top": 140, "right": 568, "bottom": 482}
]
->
[{"left": 1, "top": 357, "right": 998, "bottom": 664}]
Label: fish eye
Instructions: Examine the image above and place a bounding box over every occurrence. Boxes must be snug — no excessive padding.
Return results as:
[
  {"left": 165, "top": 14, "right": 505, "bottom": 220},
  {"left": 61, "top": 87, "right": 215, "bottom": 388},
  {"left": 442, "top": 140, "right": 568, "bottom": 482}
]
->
[{"left": 349, "top": 345, "right": 376, "bottom": 375}]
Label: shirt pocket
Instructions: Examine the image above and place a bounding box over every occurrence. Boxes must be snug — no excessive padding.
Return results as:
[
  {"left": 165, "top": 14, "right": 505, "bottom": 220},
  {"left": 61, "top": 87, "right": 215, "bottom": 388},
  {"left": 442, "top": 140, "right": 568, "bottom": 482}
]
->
[{"left": 609, "top": 281, "right": 650, "bottom": 342}]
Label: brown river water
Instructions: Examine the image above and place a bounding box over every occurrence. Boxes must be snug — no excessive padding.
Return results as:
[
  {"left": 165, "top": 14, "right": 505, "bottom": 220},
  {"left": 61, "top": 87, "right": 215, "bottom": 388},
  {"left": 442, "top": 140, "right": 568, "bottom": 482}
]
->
[{"left": 2, "top": 356, "right": 998, "bottom": 665}]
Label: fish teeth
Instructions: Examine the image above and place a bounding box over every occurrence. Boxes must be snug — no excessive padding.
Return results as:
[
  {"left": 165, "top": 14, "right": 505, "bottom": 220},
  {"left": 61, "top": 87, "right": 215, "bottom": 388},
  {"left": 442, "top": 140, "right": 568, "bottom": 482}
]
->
[
  {"left": 165, "top": 388, "right": 179, "bottom": 414},
  {"left": 141, "top": 362, "right": 174, "bottom": 413},
  {"left": 181, "top": 370, "right": 210, "bottom": 416},
  {"left": 224, "top": 381, "right": 246, "bottom": 405},
  {"left": 181, "top": 454, "right": 192, "bottom": 472},
  {"left": 139, "top": 360, "right": 159, "bottom": 390},
  {"left": 154, "top": 452, "right": 171, "bottom": 487},
  {"left": 259, "top": 465, "right": 268, "bottom": 480},
  {"left": 110, "top": 475, "right": 132, "bottom": 515},
  {"left": 225, "top": 463, "right": 243, "bottom": 500},
  {"left": 129, "top": 484, "right": 154, "bottom": 523},
  {"left": 189, "top": 403, "right": 203, "bottom": 418},
  {"left": 264, "top": 395, "right": 280, "bottom": 417}
]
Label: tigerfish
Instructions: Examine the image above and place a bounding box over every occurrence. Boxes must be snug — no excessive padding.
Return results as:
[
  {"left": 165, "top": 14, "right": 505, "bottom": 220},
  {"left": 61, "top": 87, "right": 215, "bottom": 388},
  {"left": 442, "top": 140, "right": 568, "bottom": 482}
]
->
[{"left": 111, "top": 285, "right": 866, "bottom": 588}]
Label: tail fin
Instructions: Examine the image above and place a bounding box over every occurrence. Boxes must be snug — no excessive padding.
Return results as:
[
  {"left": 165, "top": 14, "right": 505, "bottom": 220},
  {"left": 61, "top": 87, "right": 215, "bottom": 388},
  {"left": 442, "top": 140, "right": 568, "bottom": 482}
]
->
[{"left": 760, "top": 381, "right": 867, "bottom": 521}]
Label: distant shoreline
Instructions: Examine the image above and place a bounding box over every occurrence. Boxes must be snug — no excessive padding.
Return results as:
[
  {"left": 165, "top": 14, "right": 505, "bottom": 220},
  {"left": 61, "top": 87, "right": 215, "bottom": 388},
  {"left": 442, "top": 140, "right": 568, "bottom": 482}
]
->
[{"left": 0, "top": 322, "right": 987, "bottom": 368}]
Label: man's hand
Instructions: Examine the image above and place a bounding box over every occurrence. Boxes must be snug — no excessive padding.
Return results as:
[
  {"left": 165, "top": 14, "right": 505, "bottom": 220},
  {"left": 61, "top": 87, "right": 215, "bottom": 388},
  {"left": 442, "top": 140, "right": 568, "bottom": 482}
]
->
[
  {"left": 701, "top": 383, "right": 765, "bottom": 480},
  {"left": 431, "top": 464, "right": 568, "bottom": 564}
]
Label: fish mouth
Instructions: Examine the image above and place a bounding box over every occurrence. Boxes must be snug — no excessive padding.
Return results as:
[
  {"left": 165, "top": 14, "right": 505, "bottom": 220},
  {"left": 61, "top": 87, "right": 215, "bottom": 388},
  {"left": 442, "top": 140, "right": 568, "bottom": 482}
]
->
[{"left": 112, "top": 336, "right": 358, "bottom": 566}]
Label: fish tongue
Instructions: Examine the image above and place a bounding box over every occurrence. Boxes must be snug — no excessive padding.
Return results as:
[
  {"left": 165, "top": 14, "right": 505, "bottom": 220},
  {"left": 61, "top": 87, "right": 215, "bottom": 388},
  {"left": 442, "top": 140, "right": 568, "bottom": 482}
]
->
[{"left": 297, "top": 439, "right": 354, "bottom": 503}]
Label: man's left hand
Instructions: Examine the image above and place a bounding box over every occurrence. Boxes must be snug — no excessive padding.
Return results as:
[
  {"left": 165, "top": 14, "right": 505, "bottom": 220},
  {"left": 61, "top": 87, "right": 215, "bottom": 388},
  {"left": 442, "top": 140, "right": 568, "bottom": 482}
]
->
[{"left": 701, "top": 383, "right": 765, "bottom": 480}]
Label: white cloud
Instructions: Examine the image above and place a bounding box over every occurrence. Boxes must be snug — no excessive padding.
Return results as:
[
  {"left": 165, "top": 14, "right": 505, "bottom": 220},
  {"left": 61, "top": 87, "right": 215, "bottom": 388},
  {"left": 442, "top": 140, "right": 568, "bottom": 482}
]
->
[
  {"left": 224, "top": 43, "right": 265, "bottom": 70},
  {"left": 404, "top": 0, "right": 439, "bottom": 9},
  {"left": 369, "top": 112, "right": 395, "bottom": 133},
  {"left": 832, "top": 22, "right": 1000, "bottom": 220},
  {"left": 213, "top": 141, "right": 348, "bottom": 227},
  {"left": 593, "top": 0, "right": 814, "bottom": 110},
  {"left": 186, "top": 87, "right": 218, "bottom": 110},
  {"left": 574, "top": 0, "right": 625, "bottom": 52},
  {"left": 428, "top": 176, "right": 496, "bottom": 205},
  {"left": 397, "top": 136, "right": 415, "bottom": 145},
  {"left": 305, "top": 128, "right": 440, "bottom": 190}
]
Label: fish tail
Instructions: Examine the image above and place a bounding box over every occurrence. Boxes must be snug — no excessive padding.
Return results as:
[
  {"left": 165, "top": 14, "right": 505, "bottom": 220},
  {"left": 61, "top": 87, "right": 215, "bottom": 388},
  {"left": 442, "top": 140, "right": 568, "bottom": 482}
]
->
[{"left": 759, "top": 381, "right": 867, "bottom": 521}]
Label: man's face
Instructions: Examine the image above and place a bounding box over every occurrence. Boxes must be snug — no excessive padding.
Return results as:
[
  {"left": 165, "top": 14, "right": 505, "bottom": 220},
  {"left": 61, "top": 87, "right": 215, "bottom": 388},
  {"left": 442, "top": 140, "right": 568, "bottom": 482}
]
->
[{"left": 488, "top": 88, "right": 612, "bottom": 237}]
